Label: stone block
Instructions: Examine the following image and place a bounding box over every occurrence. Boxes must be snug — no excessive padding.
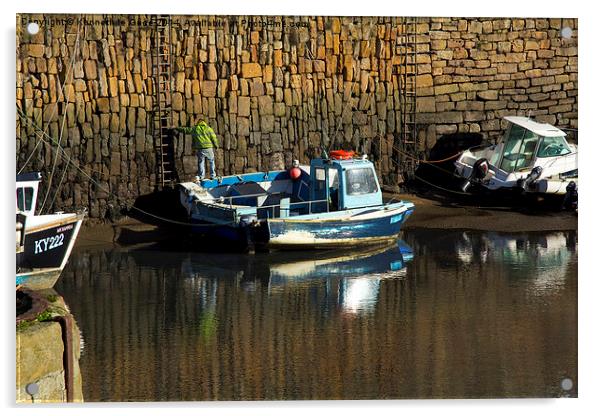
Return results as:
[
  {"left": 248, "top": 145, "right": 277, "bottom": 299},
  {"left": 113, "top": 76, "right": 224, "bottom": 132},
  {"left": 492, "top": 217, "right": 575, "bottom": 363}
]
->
[
  {"left": 201, "top": 81, "right": 217, "bottom": 97},
  {"left": 250, "top": 79, "right": 264, "bottom": 96},
  {"left": 135, "top": 128, "right": 146, "bottom": 152},
  {"left": 96, "top": 97, "right": 110, "bottom": 113},
  {"left": 480, "top": 119, "right": 500, "bottom": 131},
  {"left": 468, "top": 20, "right": 483, "bottom": 33},
  {"left": 434, "top": 84, "right": 459, "bottom": 95},
  {"left": 74, "top": 79, "right": 87, "bottom": 92},
  {"left": 241, "top": 62, "right": 262, "bottom": 78},
  {"left": 464, "top": 111, "right": 486, "bottom": 122},
  {"left": 274, "top": 102, "right": 286, "bottom": 117},
  {"left": 416, "top": 97, "right": 436, "bottom": 113},
  {"left": 84, "top": 60, "right": 97, "bottom": 80},
  {"left": 206, "top": 64, "right": 218, "bottom": 80},
  {"left": 497, "top": 63, "right": 518, "bottom": 73},
  {"left": 416, "top": 74, "right": 433, "bottom": 88},
  {"left": 258, "top": 95, "right": 273, "bottom": 115},
  {"left": 431, "top": 40, "right": 447, "bottom": 50},
  {"left": 28, "top": 44, "right": 46, "bottom": 58},
  {"left": 270, "top": 133, "right": 283, "bottom": 152},
  {"left": 237, "top": 117, "right": 250, "bottom": 136},
  {"left": 182, "top": 155, "right": 198, "bottom": 175},
  {"left": 477, "top": 90, "right": 498, "bottom": 100},
  {"left": 175, "top": 72, "right": 185, "bottom": 92},
  {"left": 110, "top": 114, "right": 120, "bottom": 133},
  {"left": 238, "top": 96, "right": 251, "bottom": 116},
  {"left": 273, "top": 50, "right": 283, "bottom": 67},
  {"left": 172, "top": 92, "right": 183, "bottom": 111},
  {"left": 260, "top": 115, "right": 274, "bottom": 133},
  {"left": 16, "top": 322, "right": 64, "bottom": 389},
  {"left": 484, "top": 100, "right": 507, "bottom": 110}
]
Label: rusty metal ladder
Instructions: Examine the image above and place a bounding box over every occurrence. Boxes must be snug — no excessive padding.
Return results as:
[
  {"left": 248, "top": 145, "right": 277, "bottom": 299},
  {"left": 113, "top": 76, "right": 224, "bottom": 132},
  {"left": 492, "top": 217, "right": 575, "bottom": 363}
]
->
[
  {"left": 152, "top": 14, "right": 176, "bottom": 188},
  {"left": 395, "top": 17, "right": 418, "bottom": 182}
]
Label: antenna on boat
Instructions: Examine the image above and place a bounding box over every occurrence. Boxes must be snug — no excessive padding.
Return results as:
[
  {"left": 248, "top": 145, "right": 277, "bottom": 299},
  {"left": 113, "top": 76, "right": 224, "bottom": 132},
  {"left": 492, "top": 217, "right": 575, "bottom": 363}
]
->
[
  {"left": 320, "top": 146, "right": 329, "bottom": 159},
  {"left": 527, "top": 110, "right": 532, "bottom": 119}
]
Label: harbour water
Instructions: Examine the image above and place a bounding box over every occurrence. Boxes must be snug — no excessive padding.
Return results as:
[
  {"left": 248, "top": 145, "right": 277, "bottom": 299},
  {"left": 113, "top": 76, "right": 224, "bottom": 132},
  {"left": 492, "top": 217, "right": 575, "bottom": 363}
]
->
[{"left": 55, "top": 229, "right": 577, "bottom": 401}]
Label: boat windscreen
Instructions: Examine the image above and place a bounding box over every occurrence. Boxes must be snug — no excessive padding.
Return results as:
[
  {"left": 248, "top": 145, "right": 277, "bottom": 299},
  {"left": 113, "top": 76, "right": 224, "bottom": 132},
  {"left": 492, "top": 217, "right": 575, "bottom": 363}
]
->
[
  {"left": 536, "top": 136, "right": 572, "bottom": 158},
  {"left": 500, "top": 124, "right": 538, "bottom": 172},
  {"left": 345, "top": 168, "right": 378, "bottom": 195}
]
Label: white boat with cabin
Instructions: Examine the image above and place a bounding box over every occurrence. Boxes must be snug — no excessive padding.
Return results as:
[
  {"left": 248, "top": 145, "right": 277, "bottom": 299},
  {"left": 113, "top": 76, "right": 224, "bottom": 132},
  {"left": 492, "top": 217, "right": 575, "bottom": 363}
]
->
[{"left": 454, "top": 116, "right": 577, "bottom": 200}]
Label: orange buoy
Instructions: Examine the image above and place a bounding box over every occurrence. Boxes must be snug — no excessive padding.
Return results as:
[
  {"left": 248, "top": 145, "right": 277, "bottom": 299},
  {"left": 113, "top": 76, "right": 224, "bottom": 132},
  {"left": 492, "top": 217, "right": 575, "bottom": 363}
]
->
[
  {"left": 329, "top": 150, "right": 354, "bottom": 160},
  {"left": 289, "top": 167, "right": 302, "bottom": 180}
]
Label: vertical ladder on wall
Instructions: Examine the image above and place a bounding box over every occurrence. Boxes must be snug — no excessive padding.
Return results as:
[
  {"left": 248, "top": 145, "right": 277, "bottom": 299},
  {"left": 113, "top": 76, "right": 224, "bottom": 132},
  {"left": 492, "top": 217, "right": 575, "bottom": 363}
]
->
[
  {"left": 395, "top": 17, "right": 418, "bottom": 183},
  {"left": 152, "top": 14, "right": 176, "bottom": 188}
]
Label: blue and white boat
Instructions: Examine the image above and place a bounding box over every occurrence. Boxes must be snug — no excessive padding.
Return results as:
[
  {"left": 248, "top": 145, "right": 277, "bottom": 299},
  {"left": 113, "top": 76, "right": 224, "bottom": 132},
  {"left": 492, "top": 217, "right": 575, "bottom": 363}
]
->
[{"left": 179, "top": 151, "right": 415, "bottom": 250}]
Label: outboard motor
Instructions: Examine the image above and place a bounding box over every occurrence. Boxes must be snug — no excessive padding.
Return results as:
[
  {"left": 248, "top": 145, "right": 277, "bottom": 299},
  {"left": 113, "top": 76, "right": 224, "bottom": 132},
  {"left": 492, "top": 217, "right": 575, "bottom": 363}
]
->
[
  {"left": 519, "top": 166, "right": 543, "bottom": 191},
  {"left": 563, "top": 181, "right": 578, "bottom": 211},
  {"left": 239, "top": 214, "right": 259, "bottom": 252},
  {"left": 461, "top": 158, "right": 489, "bottom": 193},
  {"left": 239, "top": 214, "right": 258, "bottom": 228}
]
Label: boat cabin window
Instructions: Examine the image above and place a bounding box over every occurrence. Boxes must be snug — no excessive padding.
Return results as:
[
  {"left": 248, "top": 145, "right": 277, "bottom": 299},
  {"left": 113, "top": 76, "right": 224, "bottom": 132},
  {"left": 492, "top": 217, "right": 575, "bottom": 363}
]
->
[
  {"left": 16, "top": 187, "right": 34, "bottom": 212},
  {"left": 328, "top": 169, "right": 340, "bottom": 210},
  {"left": 537, "top": 136, "right": 571, "bottom": 158},
  {"left": 345, "top": 168, "right": 378, "bottom": 195},
  {"left": 313, "top": 168, "right": 327, "bottom": 198},
  {"left": 500, "top": 124, "right": 539, "bottom": 172}
]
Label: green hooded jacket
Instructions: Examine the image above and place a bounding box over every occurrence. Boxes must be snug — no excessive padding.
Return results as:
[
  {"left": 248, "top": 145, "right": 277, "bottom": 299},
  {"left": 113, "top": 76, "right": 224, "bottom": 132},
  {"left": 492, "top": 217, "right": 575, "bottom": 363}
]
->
[{"left": 178, "top": 121, "right": 218, "bottom": 149}]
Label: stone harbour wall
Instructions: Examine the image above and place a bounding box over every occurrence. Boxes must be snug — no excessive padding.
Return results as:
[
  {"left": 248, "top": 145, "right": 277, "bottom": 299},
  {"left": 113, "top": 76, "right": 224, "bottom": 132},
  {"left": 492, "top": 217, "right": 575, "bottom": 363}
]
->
[
  {"left": 413, "top": 17, "right": 578, "bottom": 147},
  {"left": 16, "top": 14, "right": 578, "bottom": 218}
]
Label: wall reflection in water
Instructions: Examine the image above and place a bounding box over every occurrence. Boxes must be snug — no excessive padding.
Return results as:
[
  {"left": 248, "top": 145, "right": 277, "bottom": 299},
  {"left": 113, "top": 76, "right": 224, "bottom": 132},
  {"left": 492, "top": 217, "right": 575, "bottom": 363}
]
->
[{"left": 56, "top": 230, "right": 576, "bottom": 401}]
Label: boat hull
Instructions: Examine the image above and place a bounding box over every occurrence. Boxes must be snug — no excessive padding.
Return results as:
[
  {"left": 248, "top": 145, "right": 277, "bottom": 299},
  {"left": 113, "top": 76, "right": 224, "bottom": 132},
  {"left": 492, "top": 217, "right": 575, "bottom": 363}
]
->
[
  {"left": 266, "top": 204, "right": 414, "bottom": 249},
  {"left": 16, "top": 268, "right": 63, "bottom": 290},
  {"left": 185, "top": 204, "right": 414, "bottom": 250},
  {"left": 17, "top": 213, "right": 84, "bottom": 282}
]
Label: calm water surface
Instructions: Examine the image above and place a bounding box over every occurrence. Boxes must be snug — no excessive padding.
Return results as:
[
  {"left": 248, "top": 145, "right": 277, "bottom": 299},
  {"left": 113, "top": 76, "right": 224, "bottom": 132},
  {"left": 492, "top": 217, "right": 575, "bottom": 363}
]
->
[{"left": 56, "top": 229, "right": 577, "bottom": 401}]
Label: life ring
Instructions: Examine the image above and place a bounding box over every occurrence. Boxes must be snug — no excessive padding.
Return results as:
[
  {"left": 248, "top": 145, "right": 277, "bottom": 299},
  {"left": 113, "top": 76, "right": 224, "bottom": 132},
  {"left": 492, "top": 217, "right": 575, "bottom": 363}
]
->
[{"left": 329, "top": 150, "right": 354, "bottom": 160}]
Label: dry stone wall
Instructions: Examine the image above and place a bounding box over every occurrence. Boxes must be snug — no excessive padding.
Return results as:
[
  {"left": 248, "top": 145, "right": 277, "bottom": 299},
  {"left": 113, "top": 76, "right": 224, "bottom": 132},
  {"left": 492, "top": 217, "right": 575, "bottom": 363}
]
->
[{"left": 16, "top": 14, "right": 577, "bottom": 218}]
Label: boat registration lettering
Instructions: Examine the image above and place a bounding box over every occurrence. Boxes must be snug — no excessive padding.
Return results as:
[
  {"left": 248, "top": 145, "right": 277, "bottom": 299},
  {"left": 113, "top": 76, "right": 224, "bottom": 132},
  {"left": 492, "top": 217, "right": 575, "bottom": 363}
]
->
[
  {"left": 390, "top": 214, "right": 403, "bottom": 224},
  {"left": 34, "top": 233, "right": 65, "bottom": 254},
  {"left": 56, "top": 224, "right": 74, "bottom": 233}
]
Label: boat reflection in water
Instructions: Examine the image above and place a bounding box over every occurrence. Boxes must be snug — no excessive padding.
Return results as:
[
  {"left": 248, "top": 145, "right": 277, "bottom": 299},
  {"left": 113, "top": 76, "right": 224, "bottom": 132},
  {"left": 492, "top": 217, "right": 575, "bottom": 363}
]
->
[
  {"left": 181, "top": 239, "right": 413, "bottom": 316},
  {"left": 57, "top": 229, "right": 576, "bottom": 401},
  {"left": 450, "top": 230, "right": 576, "bottom": 295}
]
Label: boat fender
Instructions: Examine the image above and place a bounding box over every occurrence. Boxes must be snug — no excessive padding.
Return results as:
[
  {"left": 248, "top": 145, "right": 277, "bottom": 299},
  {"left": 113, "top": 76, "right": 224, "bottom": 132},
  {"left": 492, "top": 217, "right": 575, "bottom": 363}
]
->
[
  {"left": 519, "top": 166, "right": 543, "bottom": 191},
  {"left": 563, "top": 181, "right": 578, "bottom": 210},
  {"left": 289, "top": 167, "right": 302, "bottom": 180}
]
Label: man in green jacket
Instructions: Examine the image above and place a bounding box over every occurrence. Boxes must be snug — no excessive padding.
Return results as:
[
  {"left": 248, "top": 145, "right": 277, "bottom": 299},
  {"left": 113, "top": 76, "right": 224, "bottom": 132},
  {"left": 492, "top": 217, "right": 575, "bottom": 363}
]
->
[{"left": 177, "top": 120, "right": 218, "bottom": 181}]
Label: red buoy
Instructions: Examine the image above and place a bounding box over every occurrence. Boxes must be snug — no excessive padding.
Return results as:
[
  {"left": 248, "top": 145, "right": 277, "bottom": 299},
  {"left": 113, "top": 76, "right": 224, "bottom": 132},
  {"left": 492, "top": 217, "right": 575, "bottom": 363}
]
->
[
  {"left": 289, "top": 167, "right": 302, "bottom": 180},
  {"left": 329, "top": 150, "right": 354, "bottom": 160}
]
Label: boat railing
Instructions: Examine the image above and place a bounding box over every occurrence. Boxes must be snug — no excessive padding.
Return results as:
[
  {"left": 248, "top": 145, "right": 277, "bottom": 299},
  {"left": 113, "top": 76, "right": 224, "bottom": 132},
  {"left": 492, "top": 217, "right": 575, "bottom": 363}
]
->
[
  {"left": 202, "top": 192, "right": 330, "bottom": 217},
  {"left": 205, "top": 191, "right": 276, "bottom": 206},
  {"left": 259, "top": 198, "right": 330, "bottom": 218}
]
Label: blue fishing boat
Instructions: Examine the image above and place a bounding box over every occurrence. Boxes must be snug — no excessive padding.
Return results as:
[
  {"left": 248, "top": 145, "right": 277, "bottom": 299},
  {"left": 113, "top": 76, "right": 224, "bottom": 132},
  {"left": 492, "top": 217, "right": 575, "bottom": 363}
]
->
[{"left": 179, "top": 151, "right": 415, "bottom": 249}]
